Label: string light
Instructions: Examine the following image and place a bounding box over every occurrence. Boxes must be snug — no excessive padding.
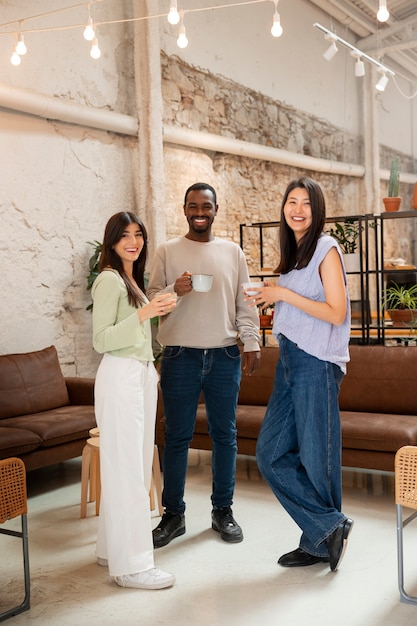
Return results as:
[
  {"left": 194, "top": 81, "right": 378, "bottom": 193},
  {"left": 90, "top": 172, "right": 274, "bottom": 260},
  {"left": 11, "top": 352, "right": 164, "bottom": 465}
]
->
[
  {"left": 10, "top": 44, "right": 21, "bottom": 66},
  {"left": 377, "top": 0, "right": 389, "bottom": 23},
  {"left": 83, "top": 4, "right": 95, "bottom": 41},
  {"left": 167, "top": 0, "right": 180, "bottom": 26},
  {"left": 177, "top": 12, "right": 188, "bottom": 49},
  {"left": 271, "top": 0, "right": 283, "bottom": 38},
  {"left": 90, "top": 37, "right": 101, "bottom": 59},
  {"left": 16, "top": 32, "right": 27, "bottom": 55}
]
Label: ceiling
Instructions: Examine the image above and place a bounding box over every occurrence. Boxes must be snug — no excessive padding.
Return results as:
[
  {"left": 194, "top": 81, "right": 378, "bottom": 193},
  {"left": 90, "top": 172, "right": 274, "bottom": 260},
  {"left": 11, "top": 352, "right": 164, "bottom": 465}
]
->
[{"left": 309, "top": 0, "right": 417, "bottom": 83}]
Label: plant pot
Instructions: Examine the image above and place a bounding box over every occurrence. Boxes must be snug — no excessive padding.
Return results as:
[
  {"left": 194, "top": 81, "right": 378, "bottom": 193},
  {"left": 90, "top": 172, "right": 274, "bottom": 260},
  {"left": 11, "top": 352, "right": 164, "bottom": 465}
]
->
[
  {"left": 343, "top": 253, "right": 361, "bottom": 273},
  {"left": 412, "top": 182, "right": 417, "bottom": 210},
  {"left": 382, "top": 197, "right": 401, "bottom": 212},
  {"left": 259, "top": 314, "right": 272, "bottom": 328},
  {"left": 387, "top": 309, "right": 417, "bottom": 326}
]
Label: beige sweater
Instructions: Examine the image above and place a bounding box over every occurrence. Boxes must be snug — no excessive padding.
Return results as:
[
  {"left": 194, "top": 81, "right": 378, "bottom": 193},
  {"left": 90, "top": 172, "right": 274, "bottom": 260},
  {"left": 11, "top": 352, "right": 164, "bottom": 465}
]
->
[{"left": 147, "top": 236, "right": 260, "bottom": 352}]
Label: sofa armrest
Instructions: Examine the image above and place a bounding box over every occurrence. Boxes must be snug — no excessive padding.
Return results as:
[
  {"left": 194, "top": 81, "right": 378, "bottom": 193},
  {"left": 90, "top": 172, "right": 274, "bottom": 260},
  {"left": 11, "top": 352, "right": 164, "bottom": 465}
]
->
[{"left": 65, "top": 377, "right": 95, "bottom": 405}]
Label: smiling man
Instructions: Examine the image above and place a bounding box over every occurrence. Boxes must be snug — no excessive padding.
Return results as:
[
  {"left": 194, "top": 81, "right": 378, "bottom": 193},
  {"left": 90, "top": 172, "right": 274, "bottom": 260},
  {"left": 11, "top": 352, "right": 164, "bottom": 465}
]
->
[{"left": 147, "top": 182, "right": 260, "bottom": 549}]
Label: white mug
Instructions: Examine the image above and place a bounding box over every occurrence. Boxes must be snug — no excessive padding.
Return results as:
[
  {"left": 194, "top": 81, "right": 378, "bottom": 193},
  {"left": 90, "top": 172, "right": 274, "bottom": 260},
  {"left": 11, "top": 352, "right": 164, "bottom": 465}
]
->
[
  {"left": 192, "top": 274, "right": 213, "bottom": 292},
  {"left": 242, "top": 281, "right": 264, "bottom": 296}
]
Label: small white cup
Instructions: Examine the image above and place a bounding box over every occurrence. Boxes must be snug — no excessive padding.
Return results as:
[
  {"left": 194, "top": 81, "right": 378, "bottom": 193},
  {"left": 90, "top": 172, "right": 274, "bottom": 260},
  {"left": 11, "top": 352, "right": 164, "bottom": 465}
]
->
[
  {"left": 242, "top": 281, "right": 264, "bottom": 296},
  {"left": 192, "top": 274, "right": 213, "bottom": 292}
]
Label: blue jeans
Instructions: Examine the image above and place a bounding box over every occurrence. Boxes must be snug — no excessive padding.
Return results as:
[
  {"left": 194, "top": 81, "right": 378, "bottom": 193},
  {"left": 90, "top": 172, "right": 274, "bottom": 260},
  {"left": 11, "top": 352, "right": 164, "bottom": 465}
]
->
[
  {"left": 256, "top": 335, "right": 346, "bottom": 557},
  {"left": 160, "top": 345, "right": 242, "bottom": 515}
]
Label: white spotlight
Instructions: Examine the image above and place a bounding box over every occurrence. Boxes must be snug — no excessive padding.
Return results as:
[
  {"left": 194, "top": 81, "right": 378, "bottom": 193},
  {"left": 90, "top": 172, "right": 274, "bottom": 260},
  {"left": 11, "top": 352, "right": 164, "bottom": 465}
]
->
[
  {"left": 354, "top": 56, "right": 365, "bottom": 77},
  {"left": 168, "top": 0, "right": 180, "bottom": 25},
  {"left": 377, "top": 0, "right": 389, "bottom": 23},
  {"left": 323, "top": 36, "right": 338, "bottom": 62},
  {"left": 375, "top": 72, "right": 389, "bottom": 92}
]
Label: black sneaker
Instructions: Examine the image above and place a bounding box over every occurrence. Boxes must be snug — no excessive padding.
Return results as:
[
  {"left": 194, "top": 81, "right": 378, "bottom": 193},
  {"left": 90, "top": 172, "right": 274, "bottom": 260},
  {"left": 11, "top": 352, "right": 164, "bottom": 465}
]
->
[
  {"left": 152, "top": 512, "right": 185, "bottom": 548},
  {"left": 211, "top": 507, "right": 243, "bottom": 543}
]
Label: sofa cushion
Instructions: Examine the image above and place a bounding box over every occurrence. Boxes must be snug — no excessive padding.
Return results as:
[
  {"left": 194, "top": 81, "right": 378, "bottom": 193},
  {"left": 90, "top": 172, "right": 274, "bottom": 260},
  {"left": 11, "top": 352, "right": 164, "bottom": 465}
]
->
[
  {"left": 0, "top": 346, "right": 69, "bottom": 420},
  {"left": 0, "top": 426, "right": 42, "bottom": 458},
  {"left": 341, "top": 411, "right": 417, "bottom": 452},
  {"left": 0, "top": 405, "right": 96, "bottom": 447},
  {"left": 237, "top": 347, "right": 279, "bottom": 406}
]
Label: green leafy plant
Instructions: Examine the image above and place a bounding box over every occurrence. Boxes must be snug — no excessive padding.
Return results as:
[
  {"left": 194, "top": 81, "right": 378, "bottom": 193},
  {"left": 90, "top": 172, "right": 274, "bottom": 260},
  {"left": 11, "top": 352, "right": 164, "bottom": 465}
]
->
[
  {"left": 382, "top": 282, "right": 417, "bottom": 311},
  {"left": 388, "top": 158, "right": 400, "bottom": 198},
  {"left": 326, "top": 219, "right": 363, "bottom": 254},
  {"left": 86, "top": 240, "right": 102, "bottom": 311}
]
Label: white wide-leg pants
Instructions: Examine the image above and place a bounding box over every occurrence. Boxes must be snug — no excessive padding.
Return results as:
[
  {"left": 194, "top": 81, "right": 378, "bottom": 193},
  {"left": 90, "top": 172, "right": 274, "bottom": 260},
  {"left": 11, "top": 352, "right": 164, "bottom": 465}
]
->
[{"left": 94, "top": 353, "right": 158, "bottom": 577}]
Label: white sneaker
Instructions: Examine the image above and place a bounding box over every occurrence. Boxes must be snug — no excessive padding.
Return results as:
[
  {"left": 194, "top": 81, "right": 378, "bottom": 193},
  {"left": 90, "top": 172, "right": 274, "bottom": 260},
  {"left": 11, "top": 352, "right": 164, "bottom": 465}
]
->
[
  {"left": 97, "top": 557, "right": 108, "bottom": 567},
  {"left": 114, "top": 568, "right": 175, "bottom": 590}
]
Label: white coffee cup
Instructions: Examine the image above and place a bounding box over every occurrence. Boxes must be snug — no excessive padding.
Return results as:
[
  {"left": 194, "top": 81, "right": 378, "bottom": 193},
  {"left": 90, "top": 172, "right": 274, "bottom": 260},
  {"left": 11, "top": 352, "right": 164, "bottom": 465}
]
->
[
  {"left": 192, "top": 274, "right": 213, "bottom": 292},
  {"left": 242, "top": 281, "right": 264, "bottom": 296}
]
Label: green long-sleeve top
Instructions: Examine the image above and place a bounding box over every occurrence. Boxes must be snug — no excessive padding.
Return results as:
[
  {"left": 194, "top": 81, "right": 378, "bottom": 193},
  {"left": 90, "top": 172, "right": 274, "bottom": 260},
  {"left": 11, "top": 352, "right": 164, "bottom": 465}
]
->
[{"left": 92, "top": 269, "right": 154, "bottom": 361}]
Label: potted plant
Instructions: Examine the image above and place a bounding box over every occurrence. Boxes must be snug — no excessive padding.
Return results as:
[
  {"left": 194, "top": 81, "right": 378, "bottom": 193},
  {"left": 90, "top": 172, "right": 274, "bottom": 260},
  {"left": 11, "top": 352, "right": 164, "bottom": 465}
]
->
[
  {"left": 326, "top": 218, "right": 363, "bottom": 272},
  {"left": 382, "top": 158, "right": 401, "bottom": 212},
  {"left": 381, "top": 281, "right": 417, "bottom": 325}
]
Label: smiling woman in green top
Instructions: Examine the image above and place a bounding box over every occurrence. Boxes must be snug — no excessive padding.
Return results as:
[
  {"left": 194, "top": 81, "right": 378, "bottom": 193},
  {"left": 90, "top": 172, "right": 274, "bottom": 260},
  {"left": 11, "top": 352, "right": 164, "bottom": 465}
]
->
[{"left": 92, "top": 211, "right": 177, "bottom": 590}]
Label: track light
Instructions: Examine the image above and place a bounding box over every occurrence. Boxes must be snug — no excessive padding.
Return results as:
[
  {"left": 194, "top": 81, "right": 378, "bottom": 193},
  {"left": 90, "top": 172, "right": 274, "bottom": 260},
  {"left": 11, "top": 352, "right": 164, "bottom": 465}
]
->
[
  {"left": 377, "top": 0, "right": 389, "bottom": 23},
  {"left": 375, "top": 71, "right": 389, "bottom": 92},
  {"left": 177, "top": 12, "right": 188, "bottom": 49},
  {"left": 323, "top": 34, "right": 338, "bottom": 61},
  {"left": 271, "top": 1, "right": 283, "bottom": 38},
  {"left": 90, "top": 37, "right": 101, "bottom": 59},
  {"left": 167, "top": 0, "right": 180, "bottom": 25},
  {"left": 352, "top": 53, "right": 365, "bottom": 77},
  {"left": 16, "top": 33, "right": 27, "bottom": 56}
]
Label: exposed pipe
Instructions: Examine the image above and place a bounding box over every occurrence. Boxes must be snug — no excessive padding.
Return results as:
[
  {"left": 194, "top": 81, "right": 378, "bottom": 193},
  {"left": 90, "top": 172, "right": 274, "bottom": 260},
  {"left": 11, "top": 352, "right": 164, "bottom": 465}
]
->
[{"left": 1, "top": 81, "right": 415, "bottom": 183}]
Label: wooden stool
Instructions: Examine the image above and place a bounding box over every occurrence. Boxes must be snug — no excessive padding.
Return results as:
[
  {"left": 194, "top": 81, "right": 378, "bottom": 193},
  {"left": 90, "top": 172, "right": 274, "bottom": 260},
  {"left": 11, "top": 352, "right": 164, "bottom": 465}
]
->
[
  {"left": 80, "top": 437, "right": 101, "bottom": 518},
  {"left": 80, "top": 439, "right": 163, "bottom": 518}
]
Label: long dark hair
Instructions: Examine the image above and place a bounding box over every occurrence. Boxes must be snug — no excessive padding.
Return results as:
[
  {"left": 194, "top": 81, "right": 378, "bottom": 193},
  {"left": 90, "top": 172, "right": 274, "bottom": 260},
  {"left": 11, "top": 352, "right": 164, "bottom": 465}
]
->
[
  {"left": 275, "top": 177, "right": 326, "bottom": 274},
  {"left": 99, "top": 211, "right": 148, "bottom": 307}
]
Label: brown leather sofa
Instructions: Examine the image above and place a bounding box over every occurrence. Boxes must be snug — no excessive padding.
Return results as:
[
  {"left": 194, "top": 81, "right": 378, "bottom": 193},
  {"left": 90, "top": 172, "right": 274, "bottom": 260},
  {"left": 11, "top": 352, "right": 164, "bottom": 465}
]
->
[
  {"left": 156, "top": 344, "right": 417, "bottom": 472},
  {"left": 0, "top": 345, "right": 96, "bottom": 471}
]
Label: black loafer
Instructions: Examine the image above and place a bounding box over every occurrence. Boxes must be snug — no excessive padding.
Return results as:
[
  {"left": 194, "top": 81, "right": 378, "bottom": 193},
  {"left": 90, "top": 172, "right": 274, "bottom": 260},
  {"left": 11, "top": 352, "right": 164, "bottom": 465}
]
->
[
  {"left": 211, "top": 507, "right": 243, "bottom": 543},
  {"left": 278, "top": 547, "right": 330, "bottom": 567},
  {"left": 325, "top": 518, "right": 354, "bottom": 571},
  {"left": 152, "top": 512, "right": 185, "bottom": 548}
]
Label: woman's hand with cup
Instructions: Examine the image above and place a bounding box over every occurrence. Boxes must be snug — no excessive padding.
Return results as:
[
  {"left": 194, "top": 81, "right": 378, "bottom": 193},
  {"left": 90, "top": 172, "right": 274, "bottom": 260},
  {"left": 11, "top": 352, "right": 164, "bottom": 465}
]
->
[
  {"left": 243, "top": 280, "right": 280, "bottom": 308},
  {"left": 138, "top": 292, "right": 177, "bottom": 322}
]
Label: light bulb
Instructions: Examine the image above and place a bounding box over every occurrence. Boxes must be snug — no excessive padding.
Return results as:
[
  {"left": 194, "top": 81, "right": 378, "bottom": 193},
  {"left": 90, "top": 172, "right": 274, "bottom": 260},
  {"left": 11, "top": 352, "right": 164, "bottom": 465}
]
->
[
  {"left": 177, "top": 25, "right": 188, "bottom": 49},
  {"left": 271, "top": 13, "right": 283, "bottom": 38},
  {"left": 84, "top": 17, "right": 95, "bottom": 41},
  {"left": 377, "top": 1, "right": 389, "bottom": 23},
  {"left": 90, "top": 38, "right": 101, "bottom": 59},
  {"left": 11, "top": 47, "right": 21, "bottom": 66},
  {"left": 375, "top": 72, "right": 389, "bottom": 92},
  {"left": 354, "top": 57, "right": 365, "bottom": 77},
  {"left": 168, "top": 1, "right": 180, "bottom": 25},
  {"left": 16, "top": 33, "right": 27, "bottom": 55}
]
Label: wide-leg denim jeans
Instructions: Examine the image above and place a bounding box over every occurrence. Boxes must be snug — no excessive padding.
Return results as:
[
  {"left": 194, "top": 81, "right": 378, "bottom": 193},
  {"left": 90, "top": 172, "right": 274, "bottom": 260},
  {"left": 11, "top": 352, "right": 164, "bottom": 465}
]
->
[
  {"left": 256, "top": 335, "right": 346, "bottom": 557},
  {"left": 160, "top": 345, "right": 242, "bottom": 515}
]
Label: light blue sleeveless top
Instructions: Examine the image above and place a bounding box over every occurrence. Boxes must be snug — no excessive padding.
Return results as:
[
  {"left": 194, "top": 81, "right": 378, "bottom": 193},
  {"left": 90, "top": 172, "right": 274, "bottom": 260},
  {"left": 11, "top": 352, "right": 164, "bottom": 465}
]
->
[{"left": 272, "top": 234, "right": 350, "bottom": 373}]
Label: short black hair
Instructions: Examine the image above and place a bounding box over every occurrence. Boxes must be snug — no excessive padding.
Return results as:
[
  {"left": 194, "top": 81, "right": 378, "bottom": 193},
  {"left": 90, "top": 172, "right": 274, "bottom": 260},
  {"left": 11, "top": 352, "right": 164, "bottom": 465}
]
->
[{"left": 184, "top": 182, "right": 217, "bottom": 206}]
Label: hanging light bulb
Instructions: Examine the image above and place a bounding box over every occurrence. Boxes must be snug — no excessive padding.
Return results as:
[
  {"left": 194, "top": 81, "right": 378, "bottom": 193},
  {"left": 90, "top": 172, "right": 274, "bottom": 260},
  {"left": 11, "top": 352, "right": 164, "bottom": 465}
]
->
[
  {"left": 90, "top": 38, "right": 101, "bottom": 59},
  {"left": 323, "top": 34, "right": 338, "bottom": 61},
  {"left": 168, "top": 0, "right": 180, "bottom": 25},
  {"left": 377, "top": 0, "right": 390, "bottom": 23},
  {"left": 16, "top": 33, "right": 27, "bottom": 56},
  {"left": 177, "top": 12, "right": 188, "bottom": 49},
  {"left": 84, "top": 17, "right": 95, "bottom": 41},
  {"left": 375, "top": 70, "right": 389, "bottom": 92},
  {"left": 10, "top": 45, "right": 21, "bottom": 66},
  {"left": 271, "top": 1, "right": 283, "bottom": 38}
]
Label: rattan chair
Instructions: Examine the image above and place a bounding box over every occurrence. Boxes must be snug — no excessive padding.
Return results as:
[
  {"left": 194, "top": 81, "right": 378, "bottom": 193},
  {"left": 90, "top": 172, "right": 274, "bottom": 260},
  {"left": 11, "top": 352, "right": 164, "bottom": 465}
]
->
[
  {"left": 0, "top": 457, "right": 30, "bottom": 621},
  {"left": 395, "top": 445, "right": 417, "bottom": 605}
]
